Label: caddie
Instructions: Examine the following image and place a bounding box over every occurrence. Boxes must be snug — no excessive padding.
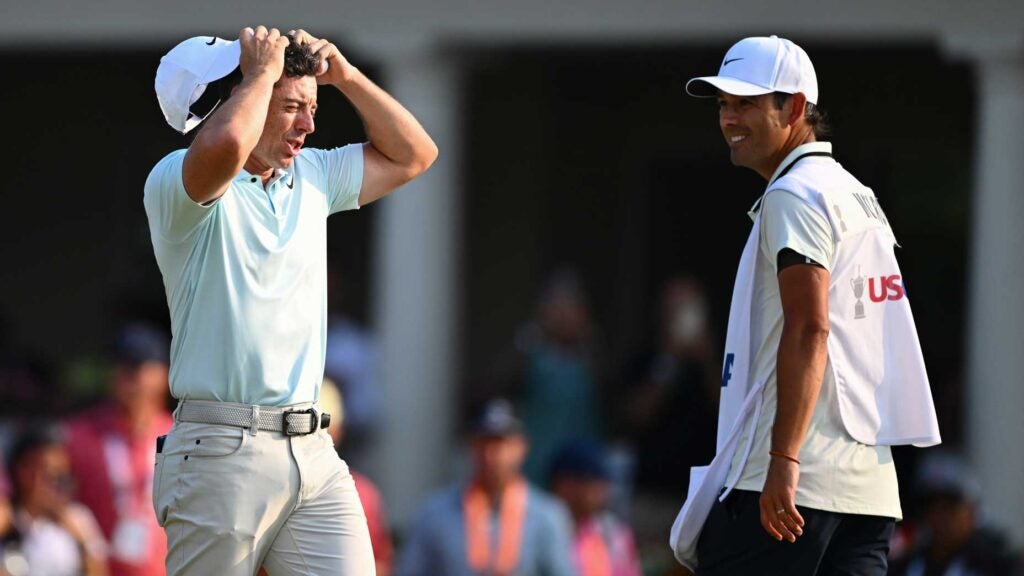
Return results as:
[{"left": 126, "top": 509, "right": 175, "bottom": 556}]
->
[{"left": 669, "top": 35, "right": 941, "bottom": 575}]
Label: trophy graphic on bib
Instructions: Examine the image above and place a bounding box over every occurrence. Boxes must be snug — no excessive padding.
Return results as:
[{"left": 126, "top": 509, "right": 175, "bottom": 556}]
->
[{"left": 851, "top": 266, "right": 866, "bottom": 319}]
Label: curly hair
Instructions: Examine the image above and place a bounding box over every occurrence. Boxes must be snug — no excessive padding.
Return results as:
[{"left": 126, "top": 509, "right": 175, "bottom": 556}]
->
[{"left": 283, "top": 33, "right": 321, "bottom": 78}]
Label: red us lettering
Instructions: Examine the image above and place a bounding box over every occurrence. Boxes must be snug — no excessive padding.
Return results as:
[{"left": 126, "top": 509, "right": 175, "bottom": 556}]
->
[{"left": 868, "top": 275, "right": 904, "bottom": 302}]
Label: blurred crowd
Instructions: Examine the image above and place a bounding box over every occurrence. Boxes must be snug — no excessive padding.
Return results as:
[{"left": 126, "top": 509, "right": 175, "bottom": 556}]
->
[{"left": 0, "top": 271, "right": 1020, "bottom": 576}]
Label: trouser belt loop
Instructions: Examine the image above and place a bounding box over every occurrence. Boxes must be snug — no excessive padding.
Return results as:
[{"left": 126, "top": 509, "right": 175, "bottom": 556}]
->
[{"left": 250, "top": 405, "right": 260, "bottom": 436}]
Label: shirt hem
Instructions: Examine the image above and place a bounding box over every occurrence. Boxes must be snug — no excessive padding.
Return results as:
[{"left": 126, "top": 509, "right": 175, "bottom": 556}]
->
[{"left": 733, "top": 480, "right": 902, "bottom": 520}]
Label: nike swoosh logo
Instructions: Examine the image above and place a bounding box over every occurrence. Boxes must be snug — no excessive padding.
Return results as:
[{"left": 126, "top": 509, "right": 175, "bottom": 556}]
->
[
  {"left": 287, "top": 177, "right": 294, "bottom": 189},
  {"left": 723, "top": 57, "right": 744, "bottom": 66},
  {"left": 206, "top": 37, "right": 218, "bottom": 45}
]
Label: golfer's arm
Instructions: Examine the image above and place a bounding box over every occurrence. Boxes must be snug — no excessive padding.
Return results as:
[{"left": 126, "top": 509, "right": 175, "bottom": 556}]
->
[
  {"left": 332, "top": 69, "right": 438, "bottom": 206},
  {"left": 182, "top": 74, "right": 277, "bottom": 204},
  {"left": 772, "top": 264, "right": 831, "bottom": 459}
]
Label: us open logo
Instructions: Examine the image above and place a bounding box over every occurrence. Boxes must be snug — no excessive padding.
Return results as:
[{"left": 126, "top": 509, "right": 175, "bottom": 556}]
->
[
  {"left": 869, "top": 275, "right": 905, "bottom": 302},
  {"left": 851, "top": 266, "right": 905, "bottom": 319}
]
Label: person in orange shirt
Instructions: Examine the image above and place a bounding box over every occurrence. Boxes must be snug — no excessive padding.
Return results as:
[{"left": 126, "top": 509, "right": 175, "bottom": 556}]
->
[{"left": 398, "top": 399, "right": 576, "bottom": 576}]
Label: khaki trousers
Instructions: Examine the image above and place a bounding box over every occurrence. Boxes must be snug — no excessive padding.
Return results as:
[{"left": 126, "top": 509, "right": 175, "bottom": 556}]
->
[{"left": 153, "top": 401, "right": 375, "bottom": 575}]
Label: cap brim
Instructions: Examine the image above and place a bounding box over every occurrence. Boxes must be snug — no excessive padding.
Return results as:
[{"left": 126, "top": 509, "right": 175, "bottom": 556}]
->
[{"left": 686, "top": 76, "right": 773, "bottom": 98}]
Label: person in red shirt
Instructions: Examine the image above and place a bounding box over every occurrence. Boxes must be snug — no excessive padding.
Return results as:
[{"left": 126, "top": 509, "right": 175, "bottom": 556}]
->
[{"left": 65, "top": 323, "right": 173, "bottom": 576}]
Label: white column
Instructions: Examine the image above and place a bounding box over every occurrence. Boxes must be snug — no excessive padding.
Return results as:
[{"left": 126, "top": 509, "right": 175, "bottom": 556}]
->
[
  {"left": 366, "top": 42, "right": 463, "bottom": 527},
  {"left": 952, "top": 34, "right": 1024, "bottom": 545}
]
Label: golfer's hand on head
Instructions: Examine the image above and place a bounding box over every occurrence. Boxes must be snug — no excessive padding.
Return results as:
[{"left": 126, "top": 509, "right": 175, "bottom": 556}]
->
[
  {"left": 759, "top": 457, "right": 805, "bottom": 543},
  {"left": 239, "top": 26, "right": 288, "bottom": 82},
  {"left": 288, "top": 29, "right": 355, "bottom": 86}
]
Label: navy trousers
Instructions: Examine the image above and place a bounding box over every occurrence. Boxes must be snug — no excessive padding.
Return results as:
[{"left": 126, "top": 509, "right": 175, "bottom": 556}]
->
[{"left": 696, "top": 490, "right": 895, "bottom": 576}]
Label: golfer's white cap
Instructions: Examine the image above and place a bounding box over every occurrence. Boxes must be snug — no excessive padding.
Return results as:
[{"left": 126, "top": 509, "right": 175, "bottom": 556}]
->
[
  {"left": 155, "top": 36, "right": 241, "bottom": 134},
  {"left": 686, "top": 36, "right": 818, "bottom": 105}
]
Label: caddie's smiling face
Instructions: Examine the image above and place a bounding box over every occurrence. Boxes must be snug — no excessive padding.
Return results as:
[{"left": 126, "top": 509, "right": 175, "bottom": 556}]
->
[
  {"left": 247, "top": 75, "right": 318, "bottom": 176},
  {"left": 717, "top": 91, "right": 793, "bottom": 180}
]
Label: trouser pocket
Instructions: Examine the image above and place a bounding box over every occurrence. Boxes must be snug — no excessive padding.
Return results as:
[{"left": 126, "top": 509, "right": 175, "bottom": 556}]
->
[{"left": 152, "top": 435, "right": 167, "bottom": 526}]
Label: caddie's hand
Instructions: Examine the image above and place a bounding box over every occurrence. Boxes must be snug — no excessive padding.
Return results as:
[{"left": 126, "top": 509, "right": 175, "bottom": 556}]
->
[
  {"left": 759, "top": 457, "right": 805, "bottom": 543},
  {"left": 287, "top": 29, "right": 355, "bottom": 86},
  {"left": 238, "top": 26, "right": 288, "bottom": 82}
]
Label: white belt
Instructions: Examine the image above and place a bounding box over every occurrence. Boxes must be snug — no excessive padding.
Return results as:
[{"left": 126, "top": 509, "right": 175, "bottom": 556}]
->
[{"left": 176, "top": 400, "right": 329, "bottom": 436}]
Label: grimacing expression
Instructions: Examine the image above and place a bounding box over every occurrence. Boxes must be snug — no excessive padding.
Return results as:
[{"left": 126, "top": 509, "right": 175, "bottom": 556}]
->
[
  {"left": 251, "top": 75, "right": 318, "bottom": 172},
  {"left": 717, "top": 92, "right": 792, "bottom": 177}
]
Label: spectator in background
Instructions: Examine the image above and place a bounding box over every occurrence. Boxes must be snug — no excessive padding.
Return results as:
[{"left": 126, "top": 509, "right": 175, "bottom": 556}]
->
[
  {"left": 319, "top": 378, "right": 393, "bottom": 576},
  {"left": 549, "top": 439, "right": 642, "bottom": 576},
  {"left": 619, "top": 276, "right": 718, "bottom": 494},
  {"left": 491, "top": 269, "right": 603, "bottom": 484},
  {"left": 64, "top": 323, "right": 172, "bottom": 576},
  {"left": 0, "top": 491, "right": 25, "bottom": 576},
  {"left": 398, "top": 399, "right": 576, "bottom": 576},
  {"left": 7, "top": 428, "right": 108, "bottom": 576},
  {"left": 888, "top": 452, "right": 1022, "bottom": 576}
]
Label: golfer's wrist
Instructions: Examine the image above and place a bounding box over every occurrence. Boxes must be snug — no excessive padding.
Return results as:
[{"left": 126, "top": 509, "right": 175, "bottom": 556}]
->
[
  {"left": 241, "top": 70, "right": 279, "bottom": 87},
  {"left": 330, "top": 65, "right": 362, "bottom": 90}
]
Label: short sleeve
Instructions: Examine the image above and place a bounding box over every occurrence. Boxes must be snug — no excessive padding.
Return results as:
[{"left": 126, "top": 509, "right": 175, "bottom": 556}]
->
[
  {"left": 143, "top": 149, "right": 218, "bottom": 241},
  {"left": 760, "top": 190, "right": 835, "bottom": 273},
  {"left": 304, "top": 144, "right": 364, "bottom": 214}
]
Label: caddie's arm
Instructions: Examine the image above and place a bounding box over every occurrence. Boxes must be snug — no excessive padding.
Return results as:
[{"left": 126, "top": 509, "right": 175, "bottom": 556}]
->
[
  {"left": 289, "top": 29, "right": 439, "bottom": 206},
  {"left": 759, "top": 263, "right": 830, "bottom": 543},
  {"left": 182, "top": 26, "right": 288, "bottom": 205}
]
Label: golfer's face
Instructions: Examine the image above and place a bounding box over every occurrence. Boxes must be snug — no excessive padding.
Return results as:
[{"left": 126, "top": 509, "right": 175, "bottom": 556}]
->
[
  {"left": 717, "top": 92, "right": 789, "bottom": 175},
  {"left": 253, "top": 75, "right": 318, "bottom": 170}
]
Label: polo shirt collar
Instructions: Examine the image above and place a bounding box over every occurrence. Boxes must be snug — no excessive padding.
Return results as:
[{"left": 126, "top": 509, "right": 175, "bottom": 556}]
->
[
  {"left": 234, "top": 167, "right": 293, "bottom": 188},
  {"left": 748, "top": 141, "right": 833, "bottom": 219}
]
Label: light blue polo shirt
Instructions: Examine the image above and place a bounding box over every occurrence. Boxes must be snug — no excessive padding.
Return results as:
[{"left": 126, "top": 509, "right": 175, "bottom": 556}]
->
[{"left": 144, "top": 144, "right": 363, "bottom": 406}]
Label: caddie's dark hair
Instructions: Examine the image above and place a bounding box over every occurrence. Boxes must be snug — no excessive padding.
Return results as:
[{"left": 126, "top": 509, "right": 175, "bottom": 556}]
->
[{"left": 772, "top": 92, "right": 830, "bottom": 139}]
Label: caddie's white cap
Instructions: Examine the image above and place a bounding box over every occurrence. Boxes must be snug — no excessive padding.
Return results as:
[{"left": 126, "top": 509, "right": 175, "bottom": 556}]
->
[
  {"left": 155, "top": 36, "right": 241, "bottom": 134},
  {"left": 686, "top": 36, "right": 818, "bottom": 104}
]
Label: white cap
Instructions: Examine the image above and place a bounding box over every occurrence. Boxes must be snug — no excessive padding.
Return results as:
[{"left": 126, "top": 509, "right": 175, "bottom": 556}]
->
[
  {"left": 686, "top": 36, "right": 818, "bottom": 104},
  {"left": 155, "top": 36, "right": 241, "bottom": 134}
]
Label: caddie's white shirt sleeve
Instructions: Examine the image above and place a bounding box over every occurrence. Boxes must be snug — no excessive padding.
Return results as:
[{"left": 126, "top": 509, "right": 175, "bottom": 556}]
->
[
  {"left": 760, "top": 189, "right": 835, "bottom": 273},
  {"left": 303, "top": 143, "right": 364, "bottom": 214},
  {"left": 143, "top": 149, "right": 218, "bottom": 242}
]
